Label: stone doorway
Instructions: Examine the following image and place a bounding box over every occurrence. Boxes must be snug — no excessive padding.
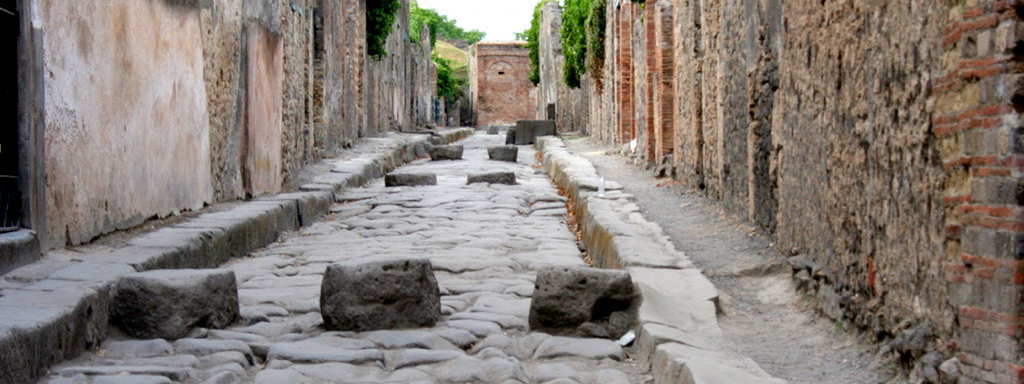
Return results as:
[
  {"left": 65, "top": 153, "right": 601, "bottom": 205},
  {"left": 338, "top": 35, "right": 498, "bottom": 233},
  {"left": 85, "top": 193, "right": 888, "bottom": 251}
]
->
[{"left": 1, "top": 1, "right": 20, "bottom": 232}]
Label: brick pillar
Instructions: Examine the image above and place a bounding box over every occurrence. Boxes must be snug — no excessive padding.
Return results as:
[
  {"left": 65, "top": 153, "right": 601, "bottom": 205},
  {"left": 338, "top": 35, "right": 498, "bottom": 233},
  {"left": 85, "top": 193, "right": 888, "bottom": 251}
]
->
[
  {"left": 652, "top": 0, "right": 674, "bottom": 161},
  {"left": 618, "top": 2, "right": 634, "bottom": 144},
  {"left": 937, "top": 2, "right": 1024, "bottom": 383},
  {"left": 644, "top": 2, "right": 656, "bottom": 163}
]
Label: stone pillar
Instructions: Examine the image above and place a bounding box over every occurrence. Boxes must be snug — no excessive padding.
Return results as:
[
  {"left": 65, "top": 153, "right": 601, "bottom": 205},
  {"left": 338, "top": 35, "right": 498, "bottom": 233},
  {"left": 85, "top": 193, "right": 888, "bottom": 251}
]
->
[
  {"left": 938, "top": 2, "right": 1024, "bottom": 382},
  {"left": 652, "top": 0, "right": 674, "bottom": 163}
]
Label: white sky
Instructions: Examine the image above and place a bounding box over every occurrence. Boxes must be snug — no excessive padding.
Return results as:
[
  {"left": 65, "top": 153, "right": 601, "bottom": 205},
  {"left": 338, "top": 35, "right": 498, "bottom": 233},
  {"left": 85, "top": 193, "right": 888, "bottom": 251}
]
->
[{"left": 415, "top": 0, "right": 536, "bottom": 42}]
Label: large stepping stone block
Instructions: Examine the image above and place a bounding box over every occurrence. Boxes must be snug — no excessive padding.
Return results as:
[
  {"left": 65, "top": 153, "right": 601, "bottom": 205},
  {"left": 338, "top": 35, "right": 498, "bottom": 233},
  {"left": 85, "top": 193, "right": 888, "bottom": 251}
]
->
[
  {"left": 429, "top": 145, "right": 464, "bottom": 161},
  {"left": 320, "top": 259, "right": 441, "bottom": 331},
  {"left": 507, "top": 120, "right": 556, "bottom": 145},
  {"left": 529, "top": 266, "right": 638, "bottom": 338},
  {"left": 488, "top": 146, "right": 519, "bottom": 162},
  {"left": 384, "top": 173, "right": 437, "bottom": 187},
  {"left": 467, "top": 172, "right": 516, "bottom": 185},
  {"left": 111, "top": 269, "right": 239, "bottom": 339}
]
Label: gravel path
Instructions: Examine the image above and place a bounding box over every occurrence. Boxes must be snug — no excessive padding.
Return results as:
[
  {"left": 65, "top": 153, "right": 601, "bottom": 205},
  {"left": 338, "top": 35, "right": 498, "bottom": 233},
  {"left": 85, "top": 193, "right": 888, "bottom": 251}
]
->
[
  {"left": 40, "top": 133, "right": 650, "bottom": 384},
  {"left": 565, "top": 137, "right": 899, "bottom": 384}
]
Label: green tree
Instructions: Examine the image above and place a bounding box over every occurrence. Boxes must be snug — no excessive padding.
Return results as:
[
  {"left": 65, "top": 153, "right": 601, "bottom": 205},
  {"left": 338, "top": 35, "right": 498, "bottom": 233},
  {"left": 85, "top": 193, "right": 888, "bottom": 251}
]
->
[
  {"left": 433, "top": 54, "right": 466, "bottom": 102},
  {"left": 410, "top": 1, "right": 486, "bottom": 48},
  {"left": 366, "top": 0, "right": 402, "bottom": 60}
]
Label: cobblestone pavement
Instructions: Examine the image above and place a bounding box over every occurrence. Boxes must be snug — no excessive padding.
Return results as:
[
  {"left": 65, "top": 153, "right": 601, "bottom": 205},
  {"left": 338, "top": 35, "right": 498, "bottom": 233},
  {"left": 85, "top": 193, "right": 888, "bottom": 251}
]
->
[{"left": 41, "top": 133, "right": 652, "bottom": 384}]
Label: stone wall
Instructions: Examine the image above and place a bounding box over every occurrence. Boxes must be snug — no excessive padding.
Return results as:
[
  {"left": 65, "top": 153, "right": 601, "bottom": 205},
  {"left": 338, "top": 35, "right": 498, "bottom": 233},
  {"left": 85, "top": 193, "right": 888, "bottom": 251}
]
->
[
  {"left": 470, "top": 42, "right": 536, "bottom": 127},
  {"left": 25, "top": 0, "right": 436, "bottom": 248},
  {"left": 537, "top": 0, "right": 1024, "bottom": 381},
  {"left": 39, "top": 0, "right": 214, "bottom": 247}
]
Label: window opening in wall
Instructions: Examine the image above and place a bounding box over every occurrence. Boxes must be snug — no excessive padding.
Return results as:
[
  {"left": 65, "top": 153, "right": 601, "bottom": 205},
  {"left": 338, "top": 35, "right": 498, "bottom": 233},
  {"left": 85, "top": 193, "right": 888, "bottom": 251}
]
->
[
  {"left": 498, "top": 71, "right": 506, "bottom": 75},
  {"left": 1, "top": 1, "right": 21, "bottom": 232}
]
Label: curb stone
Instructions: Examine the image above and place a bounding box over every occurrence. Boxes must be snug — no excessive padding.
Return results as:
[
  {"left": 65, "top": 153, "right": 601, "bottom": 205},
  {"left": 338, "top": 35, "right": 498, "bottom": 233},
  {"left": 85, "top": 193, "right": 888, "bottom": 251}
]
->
[
  {"left": 0, "top": 128, "right": 474, "bottom": 384},
  {"left": 535, "top": 136, "right": 788, "bottom": 384}
]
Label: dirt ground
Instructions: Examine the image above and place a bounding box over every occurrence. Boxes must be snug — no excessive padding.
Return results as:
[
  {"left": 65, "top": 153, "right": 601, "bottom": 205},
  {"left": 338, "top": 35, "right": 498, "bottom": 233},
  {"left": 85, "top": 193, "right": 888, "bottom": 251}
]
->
[{"left": 565, "top": 137, "right": 902, "bottom": 384}]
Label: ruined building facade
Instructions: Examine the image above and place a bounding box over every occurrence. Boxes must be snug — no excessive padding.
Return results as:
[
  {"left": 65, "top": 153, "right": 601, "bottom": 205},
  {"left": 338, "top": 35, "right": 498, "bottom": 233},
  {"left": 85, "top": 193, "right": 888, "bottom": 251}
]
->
[
  {"left": 538, "top": 1, "right": 1024, "bottom": 382},
  {"left": 469, "top": 41, "right": 537, "bottom": 127},
  {"left": 12, "top": 0, "right": 437, "bottom": 255}
]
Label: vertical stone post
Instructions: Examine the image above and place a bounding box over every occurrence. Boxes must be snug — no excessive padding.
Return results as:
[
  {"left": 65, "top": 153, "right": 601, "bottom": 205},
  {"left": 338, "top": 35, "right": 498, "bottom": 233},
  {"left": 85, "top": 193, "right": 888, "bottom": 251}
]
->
[{"left": 937, "top": 2, "right": 1024, "bottom": 383}]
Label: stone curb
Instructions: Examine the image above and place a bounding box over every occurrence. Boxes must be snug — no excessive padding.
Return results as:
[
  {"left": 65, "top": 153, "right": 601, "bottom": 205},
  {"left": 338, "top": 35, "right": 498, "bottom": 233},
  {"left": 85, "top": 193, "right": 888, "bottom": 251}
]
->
[
  {"left": 535, "top": 136, "right": 787, "bottom": 384},
  {"left": 0, "top": 128, "right": 474, "bottom": 384}
]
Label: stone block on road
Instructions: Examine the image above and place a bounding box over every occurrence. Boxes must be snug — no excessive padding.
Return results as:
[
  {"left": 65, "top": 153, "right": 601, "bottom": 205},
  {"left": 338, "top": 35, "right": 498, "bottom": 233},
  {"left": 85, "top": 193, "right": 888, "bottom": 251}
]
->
[
  {"left": 511, "top": 120, "right": 556, "bottom": 145},
  {"left": 429, "top": 145, "right": 464, "bottom": 161},
  {"left": 529, "top": 266, "right": 638, "bottom": 338},
  {"left": 110, "top": 269, "right": 239, "bottom": 339},
  {"left": 384, "top": 173, "right": 438, "bottom": 187},
  {"left": 467, "top": 172, "right": 517, "bottom": 185},
  {"left": 488, "top": 146, "right": 519, "bottom": 162},
  {"left": 320, "top": 259, "right": 441, "bottom": 331}
]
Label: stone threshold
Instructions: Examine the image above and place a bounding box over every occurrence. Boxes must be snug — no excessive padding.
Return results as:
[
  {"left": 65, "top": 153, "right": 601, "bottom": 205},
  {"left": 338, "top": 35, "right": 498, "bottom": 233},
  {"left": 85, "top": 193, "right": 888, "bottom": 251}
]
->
[
  {"left": 0, "top": 128, "right": 474, "bottom": 384},
  {"left": 536, "top": 136, "right": 787, "bottom": 384},
  {"left": 0, "top": 229, "right": 41, "bottom": 276}
]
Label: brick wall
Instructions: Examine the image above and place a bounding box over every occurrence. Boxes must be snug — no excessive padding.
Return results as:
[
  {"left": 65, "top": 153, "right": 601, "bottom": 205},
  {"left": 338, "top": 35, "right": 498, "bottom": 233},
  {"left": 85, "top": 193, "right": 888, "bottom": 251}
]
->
[
  {"left": 938, "top": 2, "right": 1024, "bottom": 383},
  {"left": 535, "top": 0, "right": 1024, "bottom": 381},
  {"left": 470, "top": 42, "right": 536, "bottom": 127}
]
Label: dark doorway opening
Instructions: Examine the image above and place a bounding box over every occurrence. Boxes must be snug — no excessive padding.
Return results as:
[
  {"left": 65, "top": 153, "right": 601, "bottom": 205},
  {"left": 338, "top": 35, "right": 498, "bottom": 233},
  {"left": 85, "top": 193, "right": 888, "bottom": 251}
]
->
[{"left": 1, "top": 1, "right": 21, "bottom": 232}]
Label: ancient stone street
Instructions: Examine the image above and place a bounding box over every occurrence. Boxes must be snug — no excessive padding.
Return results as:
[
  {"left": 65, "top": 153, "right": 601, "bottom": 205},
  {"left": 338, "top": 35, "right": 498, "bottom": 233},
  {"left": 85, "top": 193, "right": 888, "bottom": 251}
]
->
[{"left": 39, "top": 133, "right": 650, "bottom": 384}]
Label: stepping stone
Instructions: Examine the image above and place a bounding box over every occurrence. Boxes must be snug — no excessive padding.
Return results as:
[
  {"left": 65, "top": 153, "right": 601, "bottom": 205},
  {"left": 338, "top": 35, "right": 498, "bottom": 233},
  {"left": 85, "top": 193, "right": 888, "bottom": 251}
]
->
[
  {"left": 110, "top": 269, "right": 239, "bottom": 339},
  {"left": 468, "top": 171, "right": 516, "bottom": 185},
  {"left": 429, "top": 145, "right": 464, "bottom": 161},
  {"left": 529, "top": 266, "right": 638, "bottom": 338},
  {"left": 488, "top": 146, "right": 519, "bottom": 162},
  {"left": 385, "top": 173, "right": 437, "bottom": 187},
  {"left": 320, "top": 259, "right": 441, "bottom": 331},
  {"left": 487, "top": 126, "right": 500, "bottom": 135}
]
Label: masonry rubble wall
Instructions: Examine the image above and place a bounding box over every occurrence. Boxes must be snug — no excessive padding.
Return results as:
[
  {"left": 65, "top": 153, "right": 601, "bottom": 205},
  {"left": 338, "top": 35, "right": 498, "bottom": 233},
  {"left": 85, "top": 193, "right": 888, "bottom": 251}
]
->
[
  {"left": 22, "top": 0, "right": 436, "bottom": 249},
  {"left": 537, "top": 0, "right": 1024, "bottom": 381}
]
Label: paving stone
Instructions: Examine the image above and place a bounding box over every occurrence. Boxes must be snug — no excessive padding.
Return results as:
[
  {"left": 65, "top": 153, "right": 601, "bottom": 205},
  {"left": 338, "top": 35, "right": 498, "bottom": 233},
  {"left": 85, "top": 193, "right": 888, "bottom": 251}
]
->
[
  {"left": 110, "top": 269, "right": 239, "bottom": 339},
  {"left": 386, "top": 348, "right": 464, "bottom": 369},
  {"left": 320, "top": 259, "right": 441, "bottom": 331},
  {"left": 203, "top": 362, "right": 246, "bottom": 377},
  {"left": 198, "top": 351, "right": 250, "bottom": 369},
  {"left": 529, "top": 266, "right": 638, "bottom": 338},
  {"left": 430, "top": 145, "right": 464, "bottom": 161},
  {"left": 431, "top": 327, "right": 479, "bottom": 349},
  {"left": 46, "top": 375, "right": 174, "bottom": 384},
  {"left": 361, "top": 329, "right": 460, "bottom": 351},
  {"left": 207, "top": 329, "right": 270, "bottom": 344},
  {"left": 266, "top": 342, "right": 383, "bottom": 364},
  {"left": 385, "top": 173, "right": 438, "bottom": 187},
  {"left": 425, "top": 356, "right": 528, "bottom": 383},
  {"left": 471, "top": 334, "right": 514, "bottom": 354},
  {"left": 55, "top": 366, "right": 191, "bottom": 382},
  {"left": 199, "top": 371, "right": 244, "bottom": 384},
  {"left": 444, "top": 319, "right": 503, "bottom": 337},
  {"left": 231, "top": 321, "right": 301, "bottom": 338},
  {"left": 125, "top": 354, "right": 201, "bottom": 368},
  {"left": 173, "top": 339, "right": 253, "bottom": 359},
  {"left": 468, "top": 171, "right": 517, "bottom": 185},
  {"left": 528, "top": 362, "right": 579, "bottom": 382},
  {"left": 101, "top": 339, "right": 173, "bottom": 359},
  {"left": 489, "top": 145, "right": 519, "bottom": 162},
  {"left": 532, "top": 336, "right": 624, "bottom": 361}
]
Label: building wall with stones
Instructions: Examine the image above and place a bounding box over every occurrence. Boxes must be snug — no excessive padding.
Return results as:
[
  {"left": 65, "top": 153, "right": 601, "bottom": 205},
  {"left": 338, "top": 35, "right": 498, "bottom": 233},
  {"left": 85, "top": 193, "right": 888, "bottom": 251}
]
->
[
  {"left": 470, "top": 42, "right": 537, "bottom": 127},
  {"left": 21, "top": 0, "right": 436, "bottom": 249},
  {"left": 538, "top": 0, "right": 1024, "bottom": 381}
]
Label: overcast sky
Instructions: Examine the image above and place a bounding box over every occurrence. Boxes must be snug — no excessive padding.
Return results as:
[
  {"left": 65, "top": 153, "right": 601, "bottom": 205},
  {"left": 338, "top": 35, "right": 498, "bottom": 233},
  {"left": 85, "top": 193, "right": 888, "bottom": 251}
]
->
[{"left": 415, "top": 0, "right": 536, "bottom": 42}]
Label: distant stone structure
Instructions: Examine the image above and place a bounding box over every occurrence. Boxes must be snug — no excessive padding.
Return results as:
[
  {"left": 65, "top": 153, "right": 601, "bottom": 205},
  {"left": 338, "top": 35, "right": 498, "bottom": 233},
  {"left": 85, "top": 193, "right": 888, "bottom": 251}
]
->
[{"left": 469, "top": 42, "right": 537, "bottom": 127}]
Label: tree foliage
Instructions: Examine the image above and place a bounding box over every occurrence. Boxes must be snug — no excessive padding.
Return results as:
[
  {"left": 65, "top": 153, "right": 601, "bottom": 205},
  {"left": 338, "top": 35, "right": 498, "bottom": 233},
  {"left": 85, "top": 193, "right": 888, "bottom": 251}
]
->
[
  {"left": 433, "top": 54, "right": 466, "bottom": 102},
  {"left": 410, "top": 1, "right": 486, "bottom": 48},
  {"left": 560, "top": 0, "right": 607, "bottom": 89},
  {"left": 367, "top": 0, "right": 402, "bottom": 60}
]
